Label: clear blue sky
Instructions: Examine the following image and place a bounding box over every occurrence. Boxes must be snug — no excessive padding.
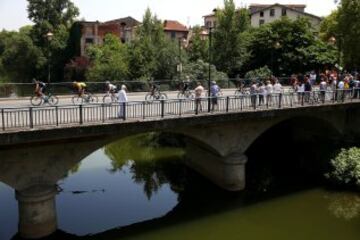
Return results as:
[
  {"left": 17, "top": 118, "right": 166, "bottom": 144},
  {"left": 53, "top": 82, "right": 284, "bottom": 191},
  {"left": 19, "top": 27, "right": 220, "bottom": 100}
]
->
[{"left": 0, "top": 0, "right": 338, "bottom": 31}]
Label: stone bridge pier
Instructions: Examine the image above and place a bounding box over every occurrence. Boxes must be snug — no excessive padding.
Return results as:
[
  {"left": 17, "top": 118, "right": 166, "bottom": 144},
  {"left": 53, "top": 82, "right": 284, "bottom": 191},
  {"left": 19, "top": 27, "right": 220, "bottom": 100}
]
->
[{"left": 0, "top": 140, "right": 107, "bottom": 239}]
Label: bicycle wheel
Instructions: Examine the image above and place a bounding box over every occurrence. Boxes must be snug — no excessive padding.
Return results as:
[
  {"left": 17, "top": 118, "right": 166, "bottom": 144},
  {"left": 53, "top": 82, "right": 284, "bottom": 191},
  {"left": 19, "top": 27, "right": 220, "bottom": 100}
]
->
[
  {"left": 30, "top": 95, "right": 43, "bottom": 106},
  {"left": 177, "top": 92, "right": 184, "bottom": 99},
  {"left": 103, "top": 94, "right": 112, "bottom": 104},
  {"left": 87, "top": 94, "right": 98, "bottom": 104},
  {"left": 48, "top": 95, "right": 59, "bottom": 106},
  {"left": 186, "top": 92, "right": 194, "bottom": 99},
  {"left": 72, "top": 96, "right": 83, "bottom": 105},
  {"left": 234, "top": 90, "right": 241, "bottom": 96},
  {"left": 145, "top": 93, "right": 155, "bottom": 101},
  {"left": 159, "top": 93, "right": 168, "bottom": 100}
]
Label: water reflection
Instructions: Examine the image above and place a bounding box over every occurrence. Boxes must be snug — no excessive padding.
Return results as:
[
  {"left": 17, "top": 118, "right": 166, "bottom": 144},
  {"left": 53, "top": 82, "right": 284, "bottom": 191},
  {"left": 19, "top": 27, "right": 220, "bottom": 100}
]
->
[
  {"left": 104, "top": 133, "right": 187, "bottom": 199},
  {"left": 1, "top": 133, "right": 360, "bottom": 240},
  {"left": 326, "top": 192, "right": 360, "bottom": 220}
]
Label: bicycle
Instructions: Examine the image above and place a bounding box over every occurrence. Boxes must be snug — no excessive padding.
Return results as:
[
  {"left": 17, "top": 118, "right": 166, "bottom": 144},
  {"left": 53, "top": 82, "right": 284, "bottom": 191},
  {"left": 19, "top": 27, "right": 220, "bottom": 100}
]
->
[
  {"left": 30, "top": 92, "right": 59, "bottom": 106},
  {"left": 72, "top": 92, "right": 98, "bottom": 105},
  {"left": 177, "top": 89, "right": 194, "bottom": 99},
  {"left": 145, "top": 89, "right": 168, "bottom": 100},
  {"left": 234, "top": 88, "right": 250, "bottom": 96},
  {"left": 103, "top": 92, "right": 119, "bottom": 103}
]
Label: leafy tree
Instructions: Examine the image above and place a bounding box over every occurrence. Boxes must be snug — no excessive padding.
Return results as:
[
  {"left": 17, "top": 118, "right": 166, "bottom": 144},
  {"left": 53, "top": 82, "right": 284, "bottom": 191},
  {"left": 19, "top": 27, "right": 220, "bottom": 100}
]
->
[
  {"left": 244, "top": 66, "right": 272, "bottom": 80},
  {"left": 0, "top": 27, "right": 45, "bottom": 83},
  {"left": 182, "top": 59, "right": 228, "bottom": 87},
  {"left": 27, "top": 0, "right": 80, "bottom": 82},
  {"left": 319, "top": 10, "right": 339, "bottom": 42},
  {"left": 86, "top": 34, "right": 129, "bottom": 82},
  {"left": 337, "top": 0, "right": 360, "bottom": 69},
  {"left": 248, "top": 17, "right": 337, "bottom": 76},
  {"left": 187, "top": 26, "right": 208, "bottom": 62},
  {"left": 212, "top": 0, "right": 250, "bottom": 77},
  {"left": 128, "top": 8, "right": 180, "bottom": 81},
  {"left": 325, "top": 147, "right": 360, "bottom": 189}
]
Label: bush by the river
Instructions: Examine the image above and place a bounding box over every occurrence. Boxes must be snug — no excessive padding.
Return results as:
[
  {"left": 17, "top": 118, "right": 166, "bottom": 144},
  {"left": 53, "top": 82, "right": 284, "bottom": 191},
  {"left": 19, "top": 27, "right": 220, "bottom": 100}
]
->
[{"left": 325, "top": 148, "right": 360, "bottom": 189}]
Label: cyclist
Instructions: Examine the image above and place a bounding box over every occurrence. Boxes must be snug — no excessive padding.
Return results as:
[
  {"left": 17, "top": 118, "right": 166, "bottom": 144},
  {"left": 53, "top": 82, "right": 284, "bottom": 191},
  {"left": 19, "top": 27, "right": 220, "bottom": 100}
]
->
[
  {"left": 73, "top": 81, "right": 87, "bottom": 97},
  {"left": 150, "top": 83, "right": 160, "bottom": 96},
  {"left": 182, "top": 76, "right": 191, "bottom": 94},
  {"left": 105, "top": 81, "right": 118, "bottom": 96},
  {"left": 34, "top": 79, "right": 46, "bottom": 97}
]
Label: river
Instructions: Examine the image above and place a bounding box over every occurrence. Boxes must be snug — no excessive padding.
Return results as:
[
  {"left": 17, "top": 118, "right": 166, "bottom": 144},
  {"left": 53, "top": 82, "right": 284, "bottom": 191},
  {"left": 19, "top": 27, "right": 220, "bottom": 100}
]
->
[{"left": 1, "top": 133, "right": 360, "bottom": 240}]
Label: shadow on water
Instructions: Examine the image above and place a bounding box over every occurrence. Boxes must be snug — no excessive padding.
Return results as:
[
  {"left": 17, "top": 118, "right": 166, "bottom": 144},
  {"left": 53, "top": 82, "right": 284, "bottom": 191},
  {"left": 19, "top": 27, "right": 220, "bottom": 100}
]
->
[{"left": 9, "top": 124, "right": 360, "bottom": 240}]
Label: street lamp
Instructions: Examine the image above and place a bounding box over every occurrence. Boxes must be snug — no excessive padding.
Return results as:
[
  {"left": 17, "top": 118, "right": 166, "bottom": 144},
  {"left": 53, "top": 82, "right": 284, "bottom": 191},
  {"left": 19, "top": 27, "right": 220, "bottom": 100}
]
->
[
  {"left": 271, "top": 41, "right": 281, "bottom": 75},
  {"left": 178, "top": 37, "right": 187, "bottom": 81},
  {"left": 45, "top": 31, "right": 53, "bottom": 84},
  {"left": 208, "top": 27, "right": 213, "bottom": 112}
]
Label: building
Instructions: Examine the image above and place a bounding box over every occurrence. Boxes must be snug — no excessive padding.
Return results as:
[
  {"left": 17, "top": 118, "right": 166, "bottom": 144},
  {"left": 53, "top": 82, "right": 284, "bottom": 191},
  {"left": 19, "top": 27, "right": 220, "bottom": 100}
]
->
[
  {"left": 250, "top": 3, "right": 322, "bottom": 30},
  {"left": 203, "top": 9, "right": 218, "bottom": 29},
  {"left": 76, "top": 16, "right": 140, "bottom": 57},
  {"left": 203, "top": 3, "right": 322, "bottom": 32},
  {"left": 163, "top": 20, "right": 189, "bottom": 41}
]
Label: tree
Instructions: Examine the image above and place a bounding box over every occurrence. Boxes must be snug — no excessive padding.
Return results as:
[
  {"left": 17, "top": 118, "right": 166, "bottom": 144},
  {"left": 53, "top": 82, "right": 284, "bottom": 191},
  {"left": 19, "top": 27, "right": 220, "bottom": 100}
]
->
[
  {"left": 27, "top": 0, "right": 80, "bottom": 82},
  {"left": 319, "top": 10, "right": 339, "bottom": 42},
  {"left": 212, "top": 0, "right": 250, "bottom": 77},
  {"left": 86, "top": 34, "right": 129, "bottom": 82},
  {"left": 128, "top": 8, "right": 180, "bottom": 81},
  {"left": 337, "top": 0, "right": 360, "bottom": 69},
  {"left": 0, "top": 27, "right": 45, "bottom": 83},
  {"left": 248, "top": 17, "right": 337, "bottom": 76},
  {"left": 187, "top": 26, "right": 208, "bottom": 62}
]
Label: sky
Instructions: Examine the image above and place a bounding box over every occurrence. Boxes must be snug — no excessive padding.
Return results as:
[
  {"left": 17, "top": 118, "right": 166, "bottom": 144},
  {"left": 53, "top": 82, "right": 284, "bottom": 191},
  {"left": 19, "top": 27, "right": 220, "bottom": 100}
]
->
[{"left": 0, "top": 0, "right": 338, "bottom": 31}]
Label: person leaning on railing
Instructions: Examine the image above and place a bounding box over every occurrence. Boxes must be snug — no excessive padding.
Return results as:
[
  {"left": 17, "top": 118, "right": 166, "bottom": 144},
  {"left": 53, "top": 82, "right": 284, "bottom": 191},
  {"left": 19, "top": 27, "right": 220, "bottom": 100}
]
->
[{"left": 194, "top": 82, "right": 204, "bottom": 113}]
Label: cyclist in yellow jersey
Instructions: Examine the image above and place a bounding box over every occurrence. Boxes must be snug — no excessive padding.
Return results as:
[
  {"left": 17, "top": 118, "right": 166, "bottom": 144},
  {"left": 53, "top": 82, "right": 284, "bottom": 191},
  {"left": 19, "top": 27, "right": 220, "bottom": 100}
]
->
[{"left": 73, "top": 81, "right": 87, "bottom": 97}]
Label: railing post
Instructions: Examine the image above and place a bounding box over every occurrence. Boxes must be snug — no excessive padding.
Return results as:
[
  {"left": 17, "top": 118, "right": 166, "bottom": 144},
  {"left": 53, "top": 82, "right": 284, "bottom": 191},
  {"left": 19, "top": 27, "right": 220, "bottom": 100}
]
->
[
  {"left": 1, "top": 108, "right": 5, "bottom": 131},
  {"left": 29, "top": 107, "right": 33, "bottom": 129},
  {"left": 55, "top": 106, "right": 59, "bottom": 126},
  {"left": 79, "top": 105, "right": 83, "bottom": 125},
  {"left": 101, "top": 104, "right": 105, "bottom": 123},
  {"left": 161, "top": 100, "right": 165, "bottom": 118},
  {"left": 226, "top": 96, "right": 229, "bottom": 113},
  {"left": 142, "top": 101, "right": 146, "bottom": 119},
  {"left": 301, "top": 93, "right": 304, "bottom": 106},
  {"left": 122, "top": 102, "right": 126, "bottom": 120},
  {"left": 195, "top": 99, "right": 198, "bottom": 115},
  {"left": 278, "top": 93, "right": 282, "bottom": 108},
  {"left": 179, "top": 99, "right": 182, "bottom": 116}
]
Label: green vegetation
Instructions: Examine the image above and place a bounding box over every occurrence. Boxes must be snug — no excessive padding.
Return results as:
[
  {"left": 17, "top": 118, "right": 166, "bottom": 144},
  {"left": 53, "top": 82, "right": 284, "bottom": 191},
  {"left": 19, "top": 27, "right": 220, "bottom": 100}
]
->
[
  {"left": 325, "top": 147, "right": 360, "bottom": 189},
  {"left": 104, "top": 133, "right": 186, "bottom": 199},
  {"left": 0, "top": 0, "right": 358, "bottom": 83}
]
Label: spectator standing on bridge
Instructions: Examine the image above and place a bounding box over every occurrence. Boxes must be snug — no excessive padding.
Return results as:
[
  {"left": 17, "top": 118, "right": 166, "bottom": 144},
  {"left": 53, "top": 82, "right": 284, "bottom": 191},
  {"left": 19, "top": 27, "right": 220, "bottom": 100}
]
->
[
  {"left": 309, "top": 71, "right": 317, "bottom": 86},
  {"left": 304, "top": 76, "right": 312, "bottom": 102},
  {"left": 319, "top": 75, "right": 328, "bottom": 103},
  {"left": 273, "top": 78, "right": 283, "bottom": 105},
  {"left": 210, "top": 81, "right": 221, "bottom": 111},
  {"left": 258, "top": 82, "right": 266, "bottom": 106},
  {"left": 250, "top": 81, "right": 258, "bottom": 108},
  {"left": 337, "top": 77, "right": 345, "bottom": 101},
  {"left": 265, "top": 80, "right": 273, "bottom": 106},
  {"left": 353, "top": 74, "right": 360, "bottom": 99},
  {"left": 194, "top": 82, "right": 204, "bottom": 112},
  {"left": 118, "top": 85, "right": 128, "bottom": 119}
]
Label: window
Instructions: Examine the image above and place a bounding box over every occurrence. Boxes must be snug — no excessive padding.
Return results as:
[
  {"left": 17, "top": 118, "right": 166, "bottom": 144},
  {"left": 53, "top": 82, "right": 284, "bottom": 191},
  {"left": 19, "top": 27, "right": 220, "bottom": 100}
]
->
[
  {"left": 171, "top": 31, "right": 176, "bottom": 39},
  {"left": 282, "top": 8, "right": 287, "bottom": 16},
  {"left": 206, "top": 21, "right": 211, "bottom": 28},
  {"left": 259, "top": 19, "right": 265, "bottom": 26},
  {"left": 270, "top": 9, "right": 275, "bottom": 17},
  {"left": 260, "top": 11, "right": 264, "bottom": 17},
  {"left": 85, "top": 38, "right": 94, "bottom": 44}
]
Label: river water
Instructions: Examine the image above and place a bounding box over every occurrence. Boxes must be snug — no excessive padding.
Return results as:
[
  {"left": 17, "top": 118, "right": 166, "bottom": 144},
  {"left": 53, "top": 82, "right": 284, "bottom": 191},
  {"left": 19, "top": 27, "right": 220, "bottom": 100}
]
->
[{"left": 1, "top": 134, "right": 360, "bottom": 240}]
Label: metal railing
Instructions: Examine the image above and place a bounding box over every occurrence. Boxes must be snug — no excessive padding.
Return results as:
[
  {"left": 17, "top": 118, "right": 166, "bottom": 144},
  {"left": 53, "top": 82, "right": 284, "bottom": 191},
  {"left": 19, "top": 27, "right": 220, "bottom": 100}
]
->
[{"left": 1, "top": 89, "right": 359, "bottom": 132}]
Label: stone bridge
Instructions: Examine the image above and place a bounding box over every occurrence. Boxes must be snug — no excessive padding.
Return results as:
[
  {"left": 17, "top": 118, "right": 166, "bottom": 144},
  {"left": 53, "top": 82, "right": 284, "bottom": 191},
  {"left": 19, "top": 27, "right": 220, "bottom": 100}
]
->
[{"left": 1, "top": 97, "right": 360, "bottom": 238}]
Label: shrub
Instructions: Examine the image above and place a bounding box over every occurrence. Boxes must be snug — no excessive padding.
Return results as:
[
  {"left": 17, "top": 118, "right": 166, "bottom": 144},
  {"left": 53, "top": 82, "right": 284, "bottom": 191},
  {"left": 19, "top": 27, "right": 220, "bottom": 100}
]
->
[{"left": 325, "top": 147, "right": 360, "bottom": 188}]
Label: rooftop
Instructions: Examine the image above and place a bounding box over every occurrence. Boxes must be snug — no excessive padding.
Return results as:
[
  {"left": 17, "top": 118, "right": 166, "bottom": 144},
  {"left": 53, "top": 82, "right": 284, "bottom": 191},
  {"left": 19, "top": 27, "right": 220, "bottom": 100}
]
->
[{"left": 163, "top": 20, "right": 188, "bottom": 32}]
